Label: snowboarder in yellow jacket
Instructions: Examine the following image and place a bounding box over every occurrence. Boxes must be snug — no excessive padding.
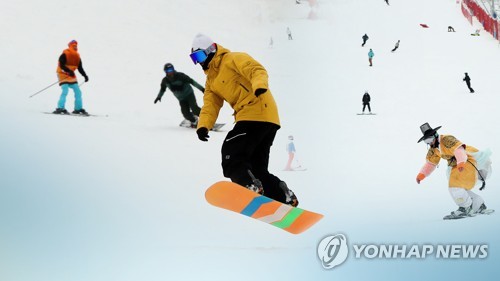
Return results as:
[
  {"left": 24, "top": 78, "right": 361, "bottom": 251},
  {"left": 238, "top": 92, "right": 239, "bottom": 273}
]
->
[
  {"left": 416, "top": 123, "right": 492, "bottom": 219},
  {"left": 189, "top": 33, "right": 298, "bottom": 207}
]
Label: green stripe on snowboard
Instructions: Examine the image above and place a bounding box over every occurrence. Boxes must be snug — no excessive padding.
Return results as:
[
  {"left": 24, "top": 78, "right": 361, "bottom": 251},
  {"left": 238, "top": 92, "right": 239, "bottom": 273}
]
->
[{"left": 272, "top": 208, "right": 304, "bottom": 229}]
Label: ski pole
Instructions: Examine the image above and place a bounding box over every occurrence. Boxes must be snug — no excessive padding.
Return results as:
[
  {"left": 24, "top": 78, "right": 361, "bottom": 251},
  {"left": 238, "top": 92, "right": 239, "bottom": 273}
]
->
[{"left": 29, "top": 80, "right": 62, "bottom": 98}]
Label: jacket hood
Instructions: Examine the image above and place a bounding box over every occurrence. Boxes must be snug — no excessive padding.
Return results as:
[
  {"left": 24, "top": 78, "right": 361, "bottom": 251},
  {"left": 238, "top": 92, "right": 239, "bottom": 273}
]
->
[{"left": 204, "top": 44, "right": 230, "bottom": 75}]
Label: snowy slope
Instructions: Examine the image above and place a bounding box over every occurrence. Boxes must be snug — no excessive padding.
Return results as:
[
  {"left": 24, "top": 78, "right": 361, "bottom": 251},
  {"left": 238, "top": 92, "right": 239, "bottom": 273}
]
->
[{"left": 1, "top": 0, "right": 500, "bottom": 280}]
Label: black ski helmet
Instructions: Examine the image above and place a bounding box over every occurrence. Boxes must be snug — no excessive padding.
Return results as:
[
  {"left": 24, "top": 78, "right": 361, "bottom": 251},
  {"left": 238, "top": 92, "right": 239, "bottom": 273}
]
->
[{"left": 164, "top": 63, "right": 175, "bottom": 72}]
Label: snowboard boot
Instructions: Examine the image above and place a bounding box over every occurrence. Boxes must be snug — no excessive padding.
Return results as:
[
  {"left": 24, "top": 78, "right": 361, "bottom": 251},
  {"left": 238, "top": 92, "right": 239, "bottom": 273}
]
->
[
  {"left": 73, "top": 109, "right": 89, "bottom": 116},
  {"left": 244, "top": 170, "right": 264, "bottom": 195},
  {"left": 444, "top": 205, "right": 472, "bottom": 219},
  {"left": 476, "top": 203, "right": 488, "bottom": 214},
  {"left": 246, "top": 181, "right": 264, "bottom": 195},
  {"left": 279, "top": 181, "right": 299, "bottom": 207},
  {"left": 53, "top": 108, "right": 69, "bottom": 114},
  {"left": 190, "top": 119, "right": 198, "bottom": 128}
]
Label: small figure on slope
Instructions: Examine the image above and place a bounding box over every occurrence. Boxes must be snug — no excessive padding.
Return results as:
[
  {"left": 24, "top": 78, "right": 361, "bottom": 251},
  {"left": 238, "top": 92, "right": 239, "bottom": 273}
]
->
[
  {"left": 54, "top": 40, "right": 89, "bottom": 115},
  {"left": 463, "top": 72, "right": 475, "bottom": 93},
  {"left": 448, "top": 26, "right": 455, "bottom": 32},
  {"left": 391, "top": 40, "right": 400, "bottom": 52},
  {"left": 284, "top": 135, "right": 301, "bottom": 171},
  {"left": 416, "top": 123, "right": 492, "bottom": 219},
  {"left": 154, "top": 63, "right": 205, "bottom": 127},
  {"left": 362, "top": 91, "right": 371, "bottom": 113},
  {"left": 368, "top": 48, "right": 374, "bottom": 66},
  {"left": 190, "top": 33, "right": 298, "bottom": 207},
  {"left": 287, "top": 27, "right": 293, "bottom": 40},
  {"left": 361, "top": 33, "right": 369, "bottom": 47}
]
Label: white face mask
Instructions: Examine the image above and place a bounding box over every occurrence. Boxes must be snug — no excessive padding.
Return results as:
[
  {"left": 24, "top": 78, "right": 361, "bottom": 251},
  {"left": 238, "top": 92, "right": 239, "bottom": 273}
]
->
[{"left": 424, "top": 137, "right": 435, "bottom": 145}]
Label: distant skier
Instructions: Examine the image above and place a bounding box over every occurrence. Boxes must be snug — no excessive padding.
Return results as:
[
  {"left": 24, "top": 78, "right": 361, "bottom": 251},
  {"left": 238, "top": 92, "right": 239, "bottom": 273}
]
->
[
  {"left": 362, "top": 91, "right": 371, "bottom": 113},
  {"left": 287, "top": 27, "right": 293, "bottom": 40},
  {"left": 189, "top": 33, "right": 298, "bottom": 207},
  {"left": 391, "top": 40, "right": 400, "bottom": 52},
  {"left": 368, "top": 49, "right": 374, "bottom": 66},
  {"left": 284, "top": 135, "right": 296, "bottom": 171},
  {"left": 416, "top": 123, "right": 492, "bottom": 219},
  {"left": 361, "top": 34, "right": 369, "bottom": 47},
  {"left": 463, "top": 72, "right": 475, "bottom": 93},
  {"left": 53, "top": 40, "right": 89, "bottom": 115},
  {"left": 269, "top": 36, "right": 274, "bottom": 48},
  {"left": 384, "top": 0, "right": 389, "bottom": 5},
  {"left": 448, "top": 26, "right": 455, "bottom": 32},
  {"left": 154, "top": 63, "right": 205, "bottom": 127}
]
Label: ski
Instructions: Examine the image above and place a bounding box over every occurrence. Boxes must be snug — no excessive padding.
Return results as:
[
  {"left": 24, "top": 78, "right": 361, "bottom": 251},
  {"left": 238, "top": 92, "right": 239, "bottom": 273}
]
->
[
  {"left": 283, "top": 167, "right": 307, "bottom": 171},
  {"left": 43, "top": 112, "right": 107, "bottom": 117}
]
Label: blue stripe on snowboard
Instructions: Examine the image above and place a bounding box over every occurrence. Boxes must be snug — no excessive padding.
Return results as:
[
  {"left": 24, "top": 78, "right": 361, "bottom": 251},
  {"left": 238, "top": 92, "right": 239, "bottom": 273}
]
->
[{"left": 241, "top": 196, "right": 273, "bottom": 216}]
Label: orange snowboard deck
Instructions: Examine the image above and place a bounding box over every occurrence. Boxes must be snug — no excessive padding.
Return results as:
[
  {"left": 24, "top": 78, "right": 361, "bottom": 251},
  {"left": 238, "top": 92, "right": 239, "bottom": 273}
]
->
[{"left": 205, "top": 181, "right": 323, "bottom": 234}]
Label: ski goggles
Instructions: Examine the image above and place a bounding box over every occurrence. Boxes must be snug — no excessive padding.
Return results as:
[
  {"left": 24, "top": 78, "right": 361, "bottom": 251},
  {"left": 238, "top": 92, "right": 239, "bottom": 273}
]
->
[
  {"left": 165, "top": 67, "right": 175, "bottom": 73},
  {"left": 189, "top": 49, "right": 209, "bottom": 64},
  {"left": 189, "top": 44, "right": 216, "bottom": 64}
]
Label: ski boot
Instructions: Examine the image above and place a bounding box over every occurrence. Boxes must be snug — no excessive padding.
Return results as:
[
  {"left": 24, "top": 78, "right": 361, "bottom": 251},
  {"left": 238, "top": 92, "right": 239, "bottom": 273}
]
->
[
  {"left": 279, "top": 181, "right": 299, "bottom": 207},
  {"left": 443, "top": 205, "right": 472, "bottom": 220},
  {"left": 53, "top": 108, "right": 69, "bottom": 114},
  {"left": 72, "top": 109, "right": 89, "bottom": 116}
]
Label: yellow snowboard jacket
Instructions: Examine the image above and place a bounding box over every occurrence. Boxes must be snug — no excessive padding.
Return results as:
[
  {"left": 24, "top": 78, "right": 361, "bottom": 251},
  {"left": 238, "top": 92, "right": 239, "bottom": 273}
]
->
[
  {"left": 425, "top": 135, "right": 478, "bottom": 189},
  {"left": 197, "top": 44, "right": 280, "bottom": 130}
]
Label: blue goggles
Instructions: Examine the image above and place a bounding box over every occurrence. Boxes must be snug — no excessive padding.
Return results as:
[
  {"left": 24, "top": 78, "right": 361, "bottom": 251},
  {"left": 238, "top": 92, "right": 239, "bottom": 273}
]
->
[
  {"left": 189, "top": 49, "right": 209, "bottom": 64},
  {"left": 165, "top": 67, "right": 175, "bottom": 73},
  {"left": 189, "top": 44, "right": 216, "bottom": 64}
]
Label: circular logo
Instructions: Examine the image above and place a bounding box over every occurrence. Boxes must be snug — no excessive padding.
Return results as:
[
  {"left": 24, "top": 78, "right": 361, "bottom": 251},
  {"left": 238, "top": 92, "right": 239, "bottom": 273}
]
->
[{"left": 317, "top": 234, "right": 349, "bottom": 269}]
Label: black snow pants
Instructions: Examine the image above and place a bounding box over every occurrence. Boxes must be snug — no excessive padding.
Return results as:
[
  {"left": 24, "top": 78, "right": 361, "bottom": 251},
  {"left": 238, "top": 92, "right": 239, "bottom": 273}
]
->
[
  {"left": 179, "top": 94, "right": 201, "bottom": 122},
  {"left": 363, "top": 102, "right": 371, "bottom": 112},
  {"left": 221, "top": 121, "right": 287, "bottom": 203},
  {"left": 466, "top": 82, "right": 475, "bottom": 93}
]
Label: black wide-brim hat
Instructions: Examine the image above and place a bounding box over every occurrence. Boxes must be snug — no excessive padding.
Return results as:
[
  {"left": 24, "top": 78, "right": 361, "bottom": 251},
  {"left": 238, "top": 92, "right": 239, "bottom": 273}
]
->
[{"left": 417, "top": 122, "right": 442, "bottom": 143}]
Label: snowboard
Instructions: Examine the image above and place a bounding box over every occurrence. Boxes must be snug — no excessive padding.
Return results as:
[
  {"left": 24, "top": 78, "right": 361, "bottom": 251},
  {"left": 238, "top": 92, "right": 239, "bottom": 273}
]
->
[
  {"left": 443, "top": 209, "right": 495, "bottom": 220},
  {"left": 205, "top": 181, "right": 323, "bottom": 234},
  {"left": 179, "top": 119, "right": 225, "bottom": 131},
  {"left": 357, "top": 113, "right": 376, "bottom": 115}
]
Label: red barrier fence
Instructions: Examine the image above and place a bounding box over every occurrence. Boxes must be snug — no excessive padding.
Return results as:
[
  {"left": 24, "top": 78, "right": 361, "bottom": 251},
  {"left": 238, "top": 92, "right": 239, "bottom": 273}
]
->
[
  {"left": 462, "top": 0, "right": 499, "bottom": 40},
  {"left": 461, "top": 2, "right": 473, "bottom": 25}
]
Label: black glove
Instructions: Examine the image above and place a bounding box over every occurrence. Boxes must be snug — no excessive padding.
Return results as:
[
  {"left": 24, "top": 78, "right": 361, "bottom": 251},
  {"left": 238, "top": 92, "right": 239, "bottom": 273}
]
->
[
  {"left": 67, "top": 70, "right": 75, "bottom": 77},
  {"left": 196, "top": 127, "right": 209, "bottom": 142},
  {"left": 84, "top": 75, "right": 89, "bottom": 82},
  {"left": 154, "top": 96, "right": 162, "bottom": 104},
  {"left": 255, "top": 88, "right": 267, "bottom": 97}
]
